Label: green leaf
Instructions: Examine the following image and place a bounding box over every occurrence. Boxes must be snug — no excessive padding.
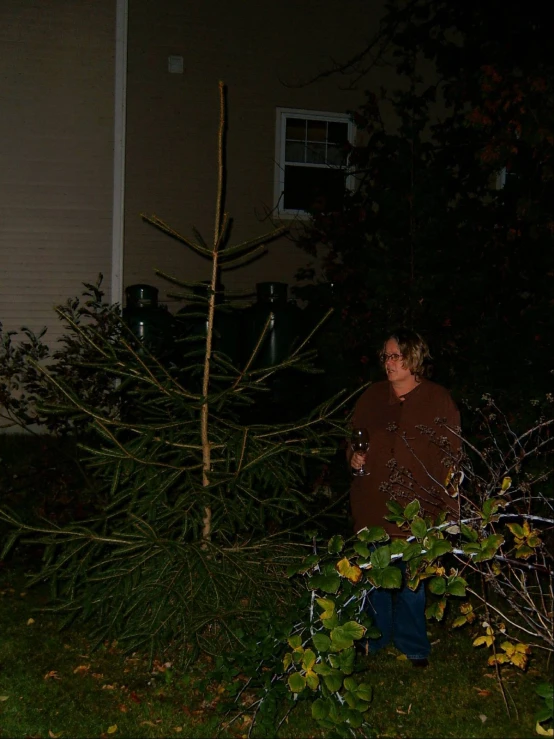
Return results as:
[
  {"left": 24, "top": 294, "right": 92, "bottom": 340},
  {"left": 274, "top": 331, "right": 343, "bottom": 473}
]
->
[
  {"left": 475, "top": 533, "right": 505, "bottom": 562},
  {"left": 385, "top": 500, "right": 404, "bottom": 516},
  {"left": 536, "top": 683, "right": 554, "bottom": 700},
  {"left": 461, "top": 523, "right": 479, "bottom": 541},
  {"left": 288, "top": 672, "right": 306, "bottom": 693},
  {"left": 322, "top": 669, "right": 344, "bottom": 693},
  {"left": 358, "top": 526, "right": 388, "bottom": 543},
  {"left": 411, "top": 516, "right": 428, "bottom": 539},
  {"left": 316, "top": 597, "right": 335, "bottom": 612},
  {"left": 330, "top": 621, "right": 366, "bottom": 649},
  {"left": 428, "top": 576, "right": 446, "bottom": 595},
  {"left": 313, "top": 662, "right": 332, "bottom": 676},
  {"left": 346, "top": 709, "right": 364, "bottom": 728},
  {"left": 402, "top": 541, "right": 422, "bottom": 561},
  {"left": 404, "top": 499, "right": 421, "bottom": 520},
  {"left": 288, "top": 634, "right": 302, "bottom": 649},
  {"left": 446, "top": 576, "right": 467, "bottom": 597},
  {"left": 380, "top": 565, "right": 402, "bottom": 589},
  {"left": 353, "top": 541, "right": 370, "bottom": 558},
  {"left": 312, "top": 697, "right": 331, "bottom": 720},
  {"left": 357, "top": 682, "right": 372, "bottom": 703},
  {"left": 343, "top": 676, "right": 358, "bottom": 692},
  {"left": 302, "top": 648, "right": 316, "bottom": 670},
  {"left": 328, "top": 535, "right": 345, "bottom": 554},
  {"left": 462, "top": 542, "right": 482, "bottom": 556},
  {"left": 370, "top": 544, "right": 391, "bottom": 569},
  {"left": 312, "top": 632, "right": 332, "bottom": 652},
  {"left": 306, "top": 671, "right": 320, "bottom": 690},
  {"left": 427, "top": 540, "right": 452, "bottom": 560},
  {"left": 507, "top": 522, "right": 525, "bottom": 538},
  {"left": 309, "top": 573, "right": 341, "bottom": 593},
  {"left": 535, "top": 706, "right": 553, "bottom": 723},
  {"left": 337, "top": 646, "right": 355, "bottom": 675},
  {"left": 390, "top": 538, "right": 408, "bottom": 555}
]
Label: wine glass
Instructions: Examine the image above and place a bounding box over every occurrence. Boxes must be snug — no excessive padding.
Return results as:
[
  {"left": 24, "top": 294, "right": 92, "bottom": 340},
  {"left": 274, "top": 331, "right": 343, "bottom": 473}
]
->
[{"left": 350, "top": 427, "right": 370, "bottom": 476}]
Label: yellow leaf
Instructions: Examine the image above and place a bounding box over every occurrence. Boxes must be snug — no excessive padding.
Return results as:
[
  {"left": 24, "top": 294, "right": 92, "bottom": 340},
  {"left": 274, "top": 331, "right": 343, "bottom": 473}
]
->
[
  {"left": 27, "top": 618, "right": 35, "bottom": 626},
  {"left": 107, "top": 726, "right": 118, "bottom": 735},
  {"left": 474, "top": 635, "right": 494, "bottom": 648},
  {"left": 500, "top": 476, "right": 512, "bottom": 493},
  {"left": 173, "top": 728, "right": 183, "bottom": 733},
  {"left": 335, "top": 557, "right": 363, "bottom": 584},
  {"left": 510, "top": 652, "right": 528, "bottom": 670},
  {"left": 515, "top": 643, "right": 531, "bottom": 654},
  {"left": 73, "top": 664, "right": 90, "bottom": 675},
  {"left": 0, "top": 696, "right": 9, "bottom": 702},
  {"left": 48, "top": 731, "right": 61, "bottom": 738},
  {"left": 305, "top": 670, "right": 320, "bottom": 690},
  {"left": 283, "top": 653, "right": 292, "bottom": 671},
  {"left": 536, "top": 721, "right": 554, "bottom": 737},
  {"left": 452, "top": 616, "right": 467, "bottom": 628}
]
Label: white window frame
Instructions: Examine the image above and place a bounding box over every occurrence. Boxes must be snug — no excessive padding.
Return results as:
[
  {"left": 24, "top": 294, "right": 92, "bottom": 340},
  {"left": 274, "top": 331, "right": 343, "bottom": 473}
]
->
[{"left": 274, "top": 107, "right": 355, "bottom": 219}]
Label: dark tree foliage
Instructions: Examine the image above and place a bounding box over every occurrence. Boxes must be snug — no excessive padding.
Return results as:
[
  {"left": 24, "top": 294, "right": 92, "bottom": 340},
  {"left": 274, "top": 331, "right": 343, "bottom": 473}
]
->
[{"left": 296, "top": 0, "right": 554, "bottom": 410}]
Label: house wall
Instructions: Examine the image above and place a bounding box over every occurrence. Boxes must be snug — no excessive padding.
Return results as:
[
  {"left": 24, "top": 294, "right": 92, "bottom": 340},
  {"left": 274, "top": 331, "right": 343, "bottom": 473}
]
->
[
  {"left": 124, "top": 0, "right": 394, "bottom": 309},
  {"left": 0, "top": 0, "right": 116, "bottom": 346}
]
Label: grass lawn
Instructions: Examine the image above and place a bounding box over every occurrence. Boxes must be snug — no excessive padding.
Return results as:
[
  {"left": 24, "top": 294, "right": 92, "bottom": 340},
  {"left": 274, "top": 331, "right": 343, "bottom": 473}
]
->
[
  {"left": 0, "top": 436, "right": 550, "bottom": 737},
  {"left": 0, "top": 559, "right": 549, "bottom": 739}
]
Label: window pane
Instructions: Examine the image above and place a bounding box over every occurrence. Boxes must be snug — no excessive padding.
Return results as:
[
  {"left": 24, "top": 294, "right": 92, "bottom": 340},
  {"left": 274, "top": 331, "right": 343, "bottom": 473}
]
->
[
  {"left": 326, "top": 143, "right": 346, "bottom": 166},
  {"left": 306, "top": 143, "right": 326, "bottom": 164},
  {"left": 283, "top": 165, "right": 347, "bottom": 212},
  {"left": 328, "top": 121, "right": 348, "bottom": 144},
  {"left": 306, "top": 119, "right": 327, "bottom": 142},
  {"left": 285, "top": 141, "right": 305, "bottom": 163},
  {"left": 286, "top": 117, "right": 306, "bottom": 141}
]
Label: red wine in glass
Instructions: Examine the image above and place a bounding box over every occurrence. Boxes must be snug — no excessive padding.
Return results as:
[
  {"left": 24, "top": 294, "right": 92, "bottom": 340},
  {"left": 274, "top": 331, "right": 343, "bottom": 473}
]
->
[{"left": 351, "top": 427, "right": 370, "bottom": 476}]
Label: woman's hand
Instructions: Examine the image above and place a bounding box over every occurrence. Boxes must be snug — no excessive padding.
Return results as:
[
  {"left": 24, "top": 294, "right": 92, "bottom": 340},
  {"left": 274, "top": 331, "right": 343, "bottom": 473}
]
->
[{"left": 350, "top": 451, "right": 367, "bottom": 471}]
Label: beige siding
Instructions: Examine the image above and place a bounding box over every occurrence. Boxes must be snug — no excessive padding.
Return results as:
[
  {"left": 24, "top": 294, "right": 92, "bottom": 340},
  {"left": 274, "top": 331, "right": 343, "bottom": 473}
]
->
[
  {"left": 0, "top": 0, "right": 115, "bottom": 346},
  {"left": 124, "top": 0, "right": 394, "bottom": 309}
]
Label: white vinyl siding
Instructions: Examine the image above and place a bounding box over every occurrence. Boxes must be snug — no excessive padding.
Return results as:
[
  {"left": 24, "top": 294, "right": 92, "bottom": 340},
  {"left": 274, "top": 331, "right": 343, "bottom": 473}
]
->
[{"left": 0, "top": 0, "right": 116, "bottom": 347}]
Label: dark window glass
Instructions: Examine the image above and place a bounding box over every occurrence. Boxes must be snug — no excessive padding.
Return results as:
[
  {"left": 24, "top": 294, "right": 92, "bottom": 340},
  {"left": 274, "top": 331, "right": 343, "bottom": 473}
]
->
[{"left": 283, "top": 165, "right": 347, "bottom": 212}]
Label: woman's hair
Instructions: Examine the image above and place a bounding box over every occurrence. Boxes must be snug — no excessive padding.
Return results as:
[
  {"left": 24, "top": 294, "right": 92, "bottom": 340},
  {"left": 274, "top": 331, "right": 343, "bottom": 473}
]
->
[{"left": 380, "top": 328, "right": 432, "bottom": 378}]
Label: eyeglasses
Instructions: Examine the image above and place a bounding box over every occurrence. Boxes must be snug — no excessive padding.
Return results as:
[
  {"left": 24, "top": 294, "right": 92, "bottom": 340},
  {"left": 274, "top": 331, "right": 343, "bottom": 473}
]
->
[{"left": 379, "top": 353, "right": 404, "bottom": 363}]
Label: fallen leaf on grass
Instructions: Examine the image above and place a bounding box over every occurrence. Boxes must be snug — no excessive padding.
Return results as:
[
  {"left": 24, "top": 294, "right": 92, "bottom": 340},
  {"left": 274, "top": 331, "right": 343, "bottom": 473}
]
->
[
  {"left": 73, "top": 665, "right": 90, "bottom": 675},
  {"left": 27, "top": 618, "right": 35, "bottom": 626},
  {"left": 117, "top": 704, "right": 128, "bottom": 713},
  {"left": 92, "top": 673, "right": 104, "bottom": 679},
  {"left": 107, "top": 725, "right": 118, "bottom": 735},
  {"left": 479, "top": 714, "right": 487, "bottom": 723},
  {"left": 102, "top": 684, "right": 116, "bottom": 690},
  {"left": 173, "top": 729, "right": 183, "bottom": 734},
  {"left": 44, "top": 671, "right": 61, "bottom": 681},
  {"left": 0, "top": 696, "right": 9, "bottom": 702},
  {"left": 140, "top": 721, "right": 155, "bottom": 727},
  {"left": 48, "top": 731, "right": 61, "bottom": 738},
  {"left": 129, "top": 691, "right": 141, "bottom": 704},
  {"left": 395, "top": 705, "right": 412, "bottom": 715},
  {"left": 474, "top": 687, "right": 492, "bottom": 697},
  {"left": 536, "top": 721, "right": 554, "bottom": 737}
]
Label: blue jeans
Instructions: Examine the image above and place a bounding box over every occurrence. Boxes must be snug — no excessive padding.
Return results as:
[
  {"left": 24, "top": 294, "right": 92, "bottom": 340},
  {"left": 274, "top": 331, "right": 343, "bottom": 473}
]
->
[{"left": 365, "top": 560, "right": 430, "bottom": 661}]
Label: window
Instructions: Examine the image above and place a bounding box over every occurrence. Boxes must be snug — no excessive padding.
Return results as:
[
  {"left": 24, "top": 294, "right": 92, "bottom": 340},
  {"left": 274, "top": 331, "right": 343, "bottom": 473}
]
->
[{"left": 274, "top": 108, "right": 354, "bottom": 218}]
